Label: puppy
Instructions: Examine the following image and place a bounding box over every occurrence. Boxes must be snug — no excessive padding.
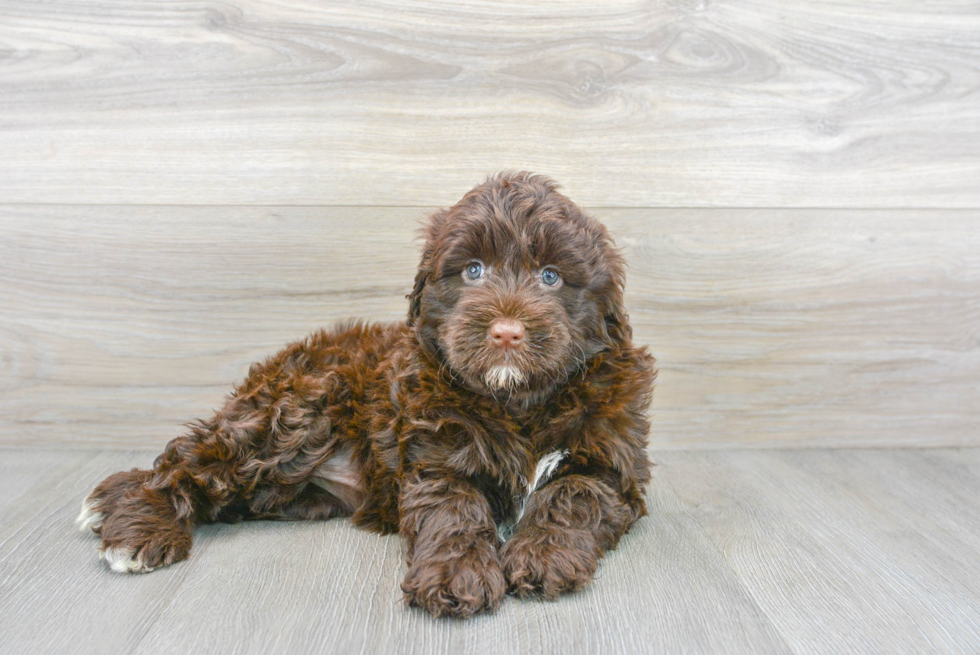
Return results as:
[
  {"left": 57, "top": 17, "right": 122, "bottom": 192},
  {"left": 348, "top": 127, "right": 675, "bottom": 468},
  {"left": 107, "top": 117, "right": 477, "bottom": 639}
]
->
[{"left": 78, "top": 172, "right": 656, "bottom": 618}]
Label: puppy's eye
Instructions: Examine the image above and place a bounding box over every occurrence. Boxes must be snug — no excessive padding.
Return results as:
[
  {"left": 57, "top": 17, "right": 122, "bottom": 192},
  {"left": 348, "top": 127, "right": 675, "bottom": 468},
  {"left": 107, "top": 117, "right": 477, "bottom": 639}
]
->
[
  {"left": 541, "top": 268, "right": 560, "bottom": 286},
  {"left": 464, "top": 262, "right": 484, "bottom": 281}
]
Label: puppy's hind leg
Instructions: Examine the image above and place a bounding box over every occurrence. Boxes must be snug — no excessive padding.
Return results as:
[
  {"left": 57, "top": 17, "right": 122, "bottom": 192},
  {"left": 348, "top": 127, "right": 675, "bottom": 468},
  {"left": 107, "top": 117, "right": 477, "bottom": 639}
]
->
[
  {"left": 96, "top": 478, "right": 194, "bottom": 573},
  {"left": 234, "top": 443, "right": 366, "bottom": 521},
  {"left": 78, "top": 427, "right": 224, "bottom": 573},
  {"left": 78, "top": 464, "right": 194, "bottom": 573},
  {"left": 240, "top": 482, "right": 356, "bottom": 521},
  {"left": 81, "top": 345, "right": 347, "bottom": 573}
]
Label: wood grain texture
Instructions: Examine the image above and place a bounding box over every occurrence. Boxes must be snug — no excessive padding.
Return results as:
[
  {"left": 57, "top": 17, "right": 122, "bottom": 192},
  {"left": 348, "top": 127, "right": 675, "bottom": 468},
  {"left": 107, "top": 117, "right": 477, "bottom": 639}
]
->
[
  {"left": 130, "top": 472, "right": 791, "bottom": 655},
  {"left": 3, "top": 447, "right": 980, "bottom": 654},
  {"left": 0, "top": 447, "right": 791, "bottom": 655},
  {"left": 0, "top": 450, "right": 212, "bottom": 655},
  {"left": 655, "top": 449, "right": 980, "bottom": 654},
  {"left": 1, "top": 205, "right": 977, "bottom": 449},
  {"left": 1, "top": 0, "right": 979, "bottom": 206}
]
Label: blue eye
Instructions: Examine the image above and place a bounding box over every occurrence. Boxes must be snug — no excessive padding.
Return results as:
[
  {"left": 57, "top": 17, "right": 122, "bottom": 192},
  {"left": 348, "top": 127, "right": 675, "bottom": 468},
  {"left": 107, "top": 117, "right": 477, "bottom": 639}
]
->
[
  {"left": 541, "top": 268, "right": 560, "bottom": 286},
  {"left": 464, "top": 262, "right": 484, "bottom": 280}
]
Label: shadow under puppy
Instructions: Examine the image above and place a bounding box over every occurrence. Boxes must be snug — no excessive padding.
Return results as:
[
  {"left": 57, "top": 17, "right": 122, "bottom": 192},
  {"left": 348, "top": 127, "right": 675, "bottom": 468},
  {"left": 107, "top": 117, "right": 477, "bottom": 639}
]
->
[{"left": 78, "top": 171, "right": 656, "bottom": 618}]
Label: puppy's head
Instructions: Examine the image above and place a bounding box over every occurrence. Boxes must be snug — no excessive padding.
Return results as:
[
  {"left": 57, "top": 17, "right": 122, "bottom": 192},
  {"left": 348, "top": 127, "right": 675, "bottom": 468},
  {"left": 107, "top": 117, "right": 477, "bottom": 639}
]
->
[{"left": 408, "top": 172, "right": 630, "bottom": 405}]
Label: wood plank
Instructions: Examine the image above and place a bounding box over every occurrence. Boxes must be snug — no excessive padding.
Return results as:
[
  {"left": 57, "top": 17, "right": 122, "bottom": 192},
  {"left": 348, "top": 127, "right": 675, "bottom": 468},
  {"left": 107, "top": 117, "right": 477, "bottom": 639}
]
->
[
  {"left": 656, "top": 449, "right": 980, "bottom": 654},
  {"left": 0, "top": 447, "right": 89, "bottom": 505},
  {"left": 0, "top": 1, "right": 978, "bottom": 206},
  {"left": 2, "top": 205, "right": 977, "bottom": 449},
  {"left": 821, "top": 449, "right": 980, "bottom": 555},
  {"left": 0, "top": 449, "right": 212, "bottom": 655},
  {"left": 0, "top": 205, "right": 422, "bottom": 448},
  {"left": 626, "top": 208, "right": 980, "bottom": 448}
]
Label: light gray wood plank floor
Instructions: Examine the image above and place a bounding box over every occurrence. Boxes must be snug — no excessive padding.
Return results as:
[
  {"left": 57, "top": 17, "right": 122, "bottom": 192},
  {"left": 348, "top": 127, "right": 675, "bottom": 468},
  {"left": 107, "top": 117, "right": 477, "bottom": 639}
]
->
[{"left": 2, "top": 446, "right": 979, "bottom": 655}]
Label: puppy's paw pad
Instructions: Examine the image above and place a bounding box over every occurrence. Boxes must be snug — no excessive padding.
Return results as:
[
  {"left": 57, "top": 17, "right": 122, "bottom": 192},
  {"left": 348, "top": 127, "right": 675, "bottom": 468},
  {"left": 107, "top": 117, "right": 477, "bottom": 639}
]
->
[
  {"left": 76, "top": 498, "right": 104, "bottom": 534},
  {"left": 100, "top": 546, "right": 156, "bottom": 574}
]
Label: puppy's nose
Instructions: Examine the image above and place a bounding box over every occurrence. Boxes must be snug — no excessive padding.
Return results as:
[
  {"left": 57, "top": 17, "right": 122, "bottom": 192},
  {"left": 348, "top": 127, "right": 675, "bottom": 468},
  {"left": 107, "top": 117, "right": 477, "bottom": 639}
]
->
[{"left": 489, "top": 318, "right": 525, "bottom": 348}]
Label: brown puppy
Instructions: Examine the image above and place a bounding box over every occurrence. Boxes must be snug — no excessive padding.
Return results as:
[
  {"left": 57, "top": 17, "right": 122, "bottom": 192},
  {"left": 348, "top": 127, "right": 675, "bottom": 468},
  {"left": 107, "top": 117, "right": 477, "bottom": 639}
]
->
[{"left": 78, "top": 172, "right": 656, "bottom": 618}]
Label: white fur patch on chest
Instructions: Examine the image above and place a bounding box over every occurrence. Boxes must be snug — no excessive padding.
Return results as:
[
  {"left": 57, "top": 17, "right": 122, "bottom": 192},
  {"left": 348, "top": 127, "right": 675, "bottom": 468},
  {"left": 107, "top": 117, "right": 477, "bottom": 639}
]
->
[{"left": 497, "top": 449, "right": 569, "bottom": 543}]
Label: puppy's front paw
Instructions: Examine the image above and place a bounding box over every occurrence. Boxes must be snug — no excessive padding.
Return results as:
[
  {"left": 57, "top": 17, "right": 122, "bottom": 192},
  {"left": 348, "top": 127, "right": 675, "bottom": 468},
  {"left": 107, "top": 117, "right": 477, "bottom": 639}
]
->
[
  {"left": 402, "top": 540, "right": 505, "bottom": 618},
  {"left": 500, "top": 527, "right": 598, "bottom": 600}
]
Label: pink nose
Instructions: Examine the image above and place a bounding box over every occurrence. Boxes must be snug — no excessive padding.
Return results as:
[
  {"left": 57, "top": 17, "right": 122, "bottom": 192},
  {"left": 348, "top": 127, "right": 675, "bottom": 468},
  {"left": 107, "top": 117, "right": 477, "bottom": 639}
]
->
[{"left": 489, "top": 318, "right": 525, "bottom": 348}]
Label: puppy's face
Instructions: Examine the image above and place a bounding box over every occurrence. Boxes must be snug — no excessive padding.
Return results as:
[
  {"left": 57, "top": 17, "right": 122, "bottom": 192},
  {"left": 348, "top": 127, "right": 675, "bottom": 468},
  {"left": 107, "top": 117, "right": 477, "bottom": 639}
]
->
[{"left": 409, "top": 173, "right": 630, "bottom": 407}]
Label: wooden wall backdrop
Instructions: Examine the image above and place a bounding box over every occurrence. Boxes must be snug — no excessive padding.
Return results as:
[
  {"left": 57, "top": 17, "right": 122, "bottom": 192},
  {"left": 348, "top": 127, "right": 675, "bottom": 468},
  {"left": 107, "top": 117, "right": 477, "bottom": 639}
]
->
[
  {"left": 2, "top": 0, "right": 980, "bottom": 207},
  {"left": 1, "top": 0, "right": 978, "bottom": 449}
]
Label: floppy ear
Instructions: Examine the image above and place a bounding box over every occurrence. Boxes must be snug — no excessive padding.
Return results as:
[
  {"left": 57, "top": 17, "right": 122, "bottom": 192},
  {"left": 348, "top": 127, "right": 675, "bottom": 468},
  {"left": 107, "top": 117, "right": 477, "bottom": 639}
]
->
[
  {"left": 599, "top": 247, "right": 633, "bottom": 345},
  {"left": 602, "top": 286, "right": 632, "bottom": 344},
  {"left": 406, "top": 268, "right": 427, "bottom": 327},
  {"left": 406, "top": 208, "right": 450, "bottom": 327}
]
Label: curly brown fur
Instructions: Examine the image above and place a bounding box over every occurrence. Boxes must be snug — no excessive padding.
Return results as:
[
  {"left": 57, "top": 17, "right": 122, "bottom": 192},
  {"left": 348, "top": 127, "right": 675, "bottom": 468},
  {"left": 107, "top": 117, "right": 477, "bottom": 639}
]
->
[{"left": 79, "top": 171, "right": 656, "bottom": 617}]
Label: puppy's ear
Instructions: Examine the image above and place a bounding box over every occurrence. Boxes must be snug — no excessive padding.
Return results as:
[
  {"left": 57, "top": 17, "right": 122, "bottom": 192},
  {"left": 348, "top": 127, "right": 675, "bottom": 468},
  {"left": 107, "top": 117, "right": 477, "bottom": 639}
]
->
[
  {"left": 599, "top": 248, "right": 633, "bottom": 346},
  {"left": 406, "top": 268, "right": 426, "bottom": 327},
  {"left": 407, "top": 208, "right": 451, "bottom": 327}
]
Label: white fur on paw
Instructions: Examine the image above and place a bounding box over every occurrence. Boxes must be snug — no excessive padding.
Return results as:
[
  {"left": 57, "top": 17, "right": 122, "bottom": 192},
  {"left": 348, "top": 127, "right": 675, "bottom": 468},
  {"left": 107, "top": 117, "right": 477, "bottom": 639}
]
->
[
  {"left": 76, "top": 498, "right": 104, "bottom": 533},
  {"left": 100, "top": 547, "right": 155, "bottom": 574}
]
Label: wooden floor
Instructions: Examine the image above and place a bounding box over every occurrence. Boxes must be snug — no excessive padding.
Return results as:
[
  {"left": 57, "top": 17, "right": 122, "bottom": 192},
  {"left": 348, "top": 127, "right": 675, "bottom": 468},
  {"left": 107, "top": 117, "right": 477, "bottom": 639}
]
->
[{"left": 0, "top": 446, "right": 977, "bottom": 654}]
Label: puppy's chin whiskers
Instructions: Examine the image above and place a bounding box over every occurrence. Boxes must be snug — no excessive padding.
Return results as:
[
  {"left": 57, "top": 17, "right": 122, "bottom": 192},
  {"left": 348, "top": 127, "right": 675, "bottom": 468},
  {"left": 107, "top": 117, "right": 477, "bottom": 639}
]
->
[{"left": 484, "top": 365, "right": 525, "bottom": 390}]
